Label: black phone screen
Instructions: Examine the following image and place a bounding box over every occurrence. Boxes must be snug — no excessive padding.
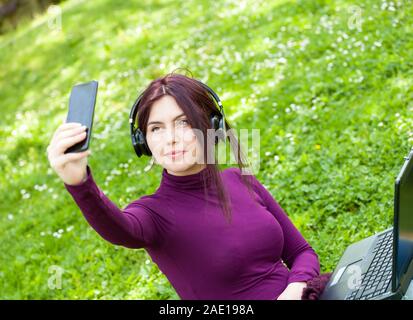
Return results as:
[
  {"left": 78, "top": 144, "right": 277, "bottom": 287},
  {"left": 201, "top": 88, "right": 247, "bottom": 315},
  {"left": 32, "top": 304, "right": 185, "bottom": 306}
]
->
[{"left": 64, "top": 80, "right": 98, "bottom": 154}]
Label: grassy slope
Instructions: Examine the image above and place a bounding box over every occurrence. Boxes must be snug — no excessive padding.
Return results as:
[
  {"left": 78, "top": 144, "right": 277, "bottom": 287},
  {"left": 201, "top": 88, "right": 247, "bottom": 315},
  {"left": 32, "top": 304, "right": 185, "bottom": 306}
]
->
[{"left": 0, "top": 0, "right": 412, "bottom": 299}]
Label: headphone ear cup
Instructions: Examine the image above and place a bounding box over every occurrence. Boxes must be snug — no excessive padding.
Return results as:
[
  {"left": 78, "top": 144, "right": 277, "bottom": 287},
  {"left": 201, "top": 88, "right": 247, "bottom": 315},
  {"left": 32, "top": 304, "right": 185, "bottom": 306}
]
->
[
  {"left": 210, "top": 114, "right": 219, "bottom": 130},
  {"left": 210, "top": 114, "right": 220, "bottom": 145},
  {"left": 131, "top": 130, "right": 142, "bottom": 157},
  {"left": 218, "top": 117, "right": 226, "bottom": 143},
  {"left": 133, "top": 129, "right": 152, "bottom": 157},
  {"left": 218, "top": 117, "right": 224, "bottom": 131},
  {"left": 139, "top": 130, "right": 152, "bottom": 156}
]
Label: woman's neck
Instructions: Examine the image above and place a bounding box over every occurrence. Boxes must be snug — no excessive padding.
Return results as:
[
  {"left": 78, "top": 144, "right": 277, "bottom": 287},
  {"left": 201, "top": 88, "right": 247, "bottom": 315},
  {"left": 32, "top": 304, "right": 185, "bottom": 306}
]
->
[{"left": 166, "top": 163, "right": 207, "bottom": 176}]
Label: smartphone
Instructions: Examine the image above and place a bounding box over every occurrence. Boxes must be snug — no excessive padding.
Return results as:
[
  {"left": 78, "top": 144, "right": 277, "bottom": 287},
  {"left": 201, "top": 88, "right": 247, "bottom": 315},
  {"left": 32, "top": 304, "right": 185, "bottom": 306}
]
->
[{"left": 64, "top": 80, "right": 98, "bottom": 154}]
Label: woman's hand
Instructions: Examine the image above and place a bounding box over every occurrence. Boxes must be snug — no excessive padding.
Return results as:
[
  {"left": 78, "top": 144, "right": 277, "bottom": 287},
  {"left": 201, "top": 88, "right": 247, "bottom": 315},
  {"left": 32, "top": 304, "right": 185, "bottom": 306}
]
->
[
  {"left": 46, "top": 122, "right": 91, "bottom": 186},
  {"left": 276, "top": 282, "right": 307, "bottom": 300}
]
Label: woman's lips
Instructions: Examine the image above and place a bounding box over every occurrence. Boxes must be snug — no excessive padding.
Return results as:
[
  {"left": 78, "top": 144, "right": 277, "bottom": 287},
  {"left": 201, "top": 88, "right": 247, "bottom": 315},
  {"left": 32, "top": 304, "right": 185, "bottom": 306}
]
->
[{"left": 165, "top": 150, "right": 186, "bottom": 158}]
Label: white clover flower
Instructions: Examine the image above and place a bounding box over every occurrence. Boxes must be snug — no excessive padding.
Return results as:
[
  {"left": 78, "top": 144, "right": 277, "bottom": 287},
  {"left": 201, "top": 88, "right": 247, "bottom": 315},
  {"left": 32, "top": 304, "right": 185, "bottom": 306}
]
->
[
  {"left": 34, "top": 184, "right": 48, "bottom": 191},
  {"left": 278, "top": 57, "right": 287, "bottom": 64},
  {"left": 22, "top": 192, "right": 31, "bottom": 200},
  {"left": 300, "top": 38, "right": 310, "bottom": 49},
  {"left": 327, "top": 62, "right": 334, "bottom": 71},
  {"left": 110, "top": 169, "right": 121, "bottom": 176}
]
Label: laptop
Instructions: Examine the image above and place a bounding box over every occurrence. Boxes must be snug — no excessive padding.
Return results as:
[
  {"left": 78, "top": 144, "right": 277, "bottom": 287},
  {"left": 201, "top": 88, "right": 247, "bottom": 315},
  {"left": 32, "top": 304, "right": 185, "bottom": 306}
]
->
[{"left": 320, "top": 148, "right": 413, "bottom": 300}]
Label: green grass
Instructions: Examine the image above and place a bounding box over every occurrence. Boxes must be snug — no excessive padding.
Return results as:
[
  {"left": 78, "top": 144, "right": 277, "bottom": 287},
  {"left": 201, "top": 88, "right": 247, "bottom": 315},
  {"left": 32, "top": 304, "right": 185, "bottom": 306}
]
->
[{"left": 0, "top": 0, "right": 412, "bottom": 299}]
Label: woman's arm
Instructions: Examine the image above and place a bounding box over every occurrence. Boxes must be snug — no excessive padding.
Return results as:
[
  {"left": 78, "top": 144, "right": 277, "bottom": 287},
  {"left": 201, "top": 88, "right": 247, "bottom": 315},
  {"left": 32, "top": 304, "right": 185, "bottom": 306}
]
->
[{"left": 64, "top": 165, "right": 161, "bottom": 249}]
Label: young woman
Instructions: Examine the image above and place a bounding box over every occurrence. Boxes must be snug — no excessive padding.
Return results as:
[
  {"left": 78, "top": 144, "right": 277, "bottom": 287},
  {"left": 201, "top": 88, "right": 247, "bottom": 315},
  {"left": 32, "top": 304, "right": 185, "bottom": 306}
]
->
[{"left": 46, "top": 72, "right": 323, "bottom": 300}]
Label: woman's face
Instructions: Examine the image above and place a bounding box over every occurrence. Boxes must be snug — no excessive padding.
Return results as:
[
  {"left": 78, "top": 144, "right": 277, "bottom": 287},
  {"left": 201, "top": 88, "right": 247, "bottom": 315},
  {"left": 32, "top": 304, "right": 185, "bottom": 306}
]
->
[{"left": 145, "top": 95, "right": 206, "bottom": 176}]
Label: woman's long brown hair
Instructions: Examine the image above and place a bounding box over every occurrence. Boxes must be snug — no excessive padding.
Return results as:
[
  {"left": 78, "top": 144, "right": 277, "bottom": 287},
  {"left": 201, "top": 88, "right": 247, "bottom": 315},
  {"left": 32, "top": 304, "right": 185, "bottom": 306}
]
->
[{"left": 135, "top": 69, "right": 256, "bottom": 224}]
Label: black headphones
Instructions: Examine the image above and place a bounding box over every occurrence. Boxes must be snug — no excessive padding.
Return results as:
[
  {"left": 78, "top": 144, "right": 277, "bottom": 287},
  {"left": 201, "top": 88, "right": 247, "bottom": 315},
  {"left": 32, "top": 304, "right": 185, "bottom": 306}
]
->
[{"left": 129, "top": 80, "right": 226, "bottom": 157}]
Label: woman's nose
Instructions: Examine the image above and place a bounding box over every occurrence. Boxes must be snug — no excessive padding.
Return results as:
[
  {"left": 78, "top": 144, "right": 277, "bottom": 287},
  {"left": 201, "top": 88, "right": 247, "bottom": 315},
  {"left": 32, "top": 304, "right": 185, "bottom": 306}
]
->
[{"left": 164, "top": 126, "right": 181, "bottom": 144}]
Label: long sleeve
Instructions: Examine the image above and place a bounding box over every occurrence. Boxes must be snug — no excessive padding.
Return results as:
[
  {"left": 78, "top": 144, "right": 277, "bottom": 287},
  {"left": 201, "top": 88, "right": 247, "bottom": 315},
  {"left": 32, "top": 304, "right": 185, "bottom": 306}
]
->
[
  {"left": 63, "top": 165, "right": 160, "bottom": 249},
  {"left": 249, "top": 174, "right": 320, "bottom": 284}
]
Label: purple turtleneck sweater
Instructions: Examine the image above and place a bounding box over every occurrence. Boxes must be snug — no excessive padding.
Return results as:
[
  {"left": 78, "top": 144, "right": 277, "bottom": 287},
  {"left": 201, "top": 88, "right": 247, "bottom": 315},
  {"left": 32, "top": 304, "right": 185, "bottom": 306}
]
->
[{"left": 64, "top": 165, "right": 320, "bottom": 300}]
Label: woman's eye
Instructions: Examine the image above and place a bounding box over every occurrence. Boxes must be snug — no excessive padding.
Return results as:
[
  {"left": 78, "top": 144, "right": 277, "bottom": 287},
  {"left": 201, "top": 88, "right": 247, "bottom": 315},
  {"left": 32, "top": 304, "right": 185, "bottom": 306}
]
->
[{"left": 150, "top": 120, "right": 188, "bottom": 132}]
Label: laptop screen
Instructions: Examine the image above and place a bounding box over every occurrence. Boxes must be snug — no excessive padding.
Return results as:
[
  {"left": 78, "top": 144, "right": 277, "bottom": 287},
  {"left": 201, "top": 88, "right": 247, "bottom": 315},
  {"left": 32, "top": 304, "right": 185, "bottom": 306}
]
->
[{"left": 393, "top": 149, "right": 413, "bottom": 291}]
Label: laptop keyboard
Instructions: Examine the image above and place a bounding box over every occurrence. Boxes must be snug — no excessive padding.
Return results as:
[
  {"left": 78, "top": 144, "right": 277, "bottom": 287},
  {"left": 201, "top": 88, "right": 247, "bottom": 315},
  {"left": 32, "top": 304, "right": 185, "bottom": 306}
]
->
[{"left": 345, "top": 230, "right": 393, "bottom": 300}]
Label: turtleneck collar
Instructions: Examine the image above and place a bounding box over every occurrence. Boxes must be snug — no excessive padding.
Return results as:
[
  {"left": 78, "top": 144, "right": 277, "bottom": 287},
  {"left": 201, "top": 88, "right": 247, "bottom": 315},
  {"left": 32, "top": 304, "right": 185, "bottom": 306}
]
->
[{"left": 159, "top": 166, "right": 214, "bottom": 191}]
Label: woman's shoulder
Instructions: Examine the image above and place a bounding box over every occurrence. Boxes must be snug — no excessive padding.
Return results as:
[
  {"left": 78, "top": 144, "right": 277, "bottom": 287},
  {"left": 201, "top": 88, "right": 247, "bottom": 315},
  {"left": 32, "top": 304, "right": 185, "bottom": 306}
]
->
[
  {"left": 221, "top": 166, "right": 243, "bottom": 177},
  {"left": 221, "top": 166, "right": 260, "bottom": 190},
  {"left": 221, "top": 166, "right": 257, "bottom": 182},
  {"left": 221, "top": 167, "right": 265, "bottom": 203}
]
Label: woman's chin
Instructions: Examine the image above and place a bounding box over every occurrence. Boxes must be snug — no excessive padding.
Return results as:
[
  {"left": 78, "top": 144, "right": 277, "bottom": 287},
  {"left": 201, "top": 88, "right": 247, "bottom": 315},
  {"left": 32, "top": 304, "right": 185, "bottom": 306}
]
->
[
  {"left": 159, "top": 149, "right": 205, "bottom": 174},
  {"left": 164, "top": 162, "right": 194, "bottom": 173},
  {"left": 162, "top": 157, "right": 205, "bottom": 175}
]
